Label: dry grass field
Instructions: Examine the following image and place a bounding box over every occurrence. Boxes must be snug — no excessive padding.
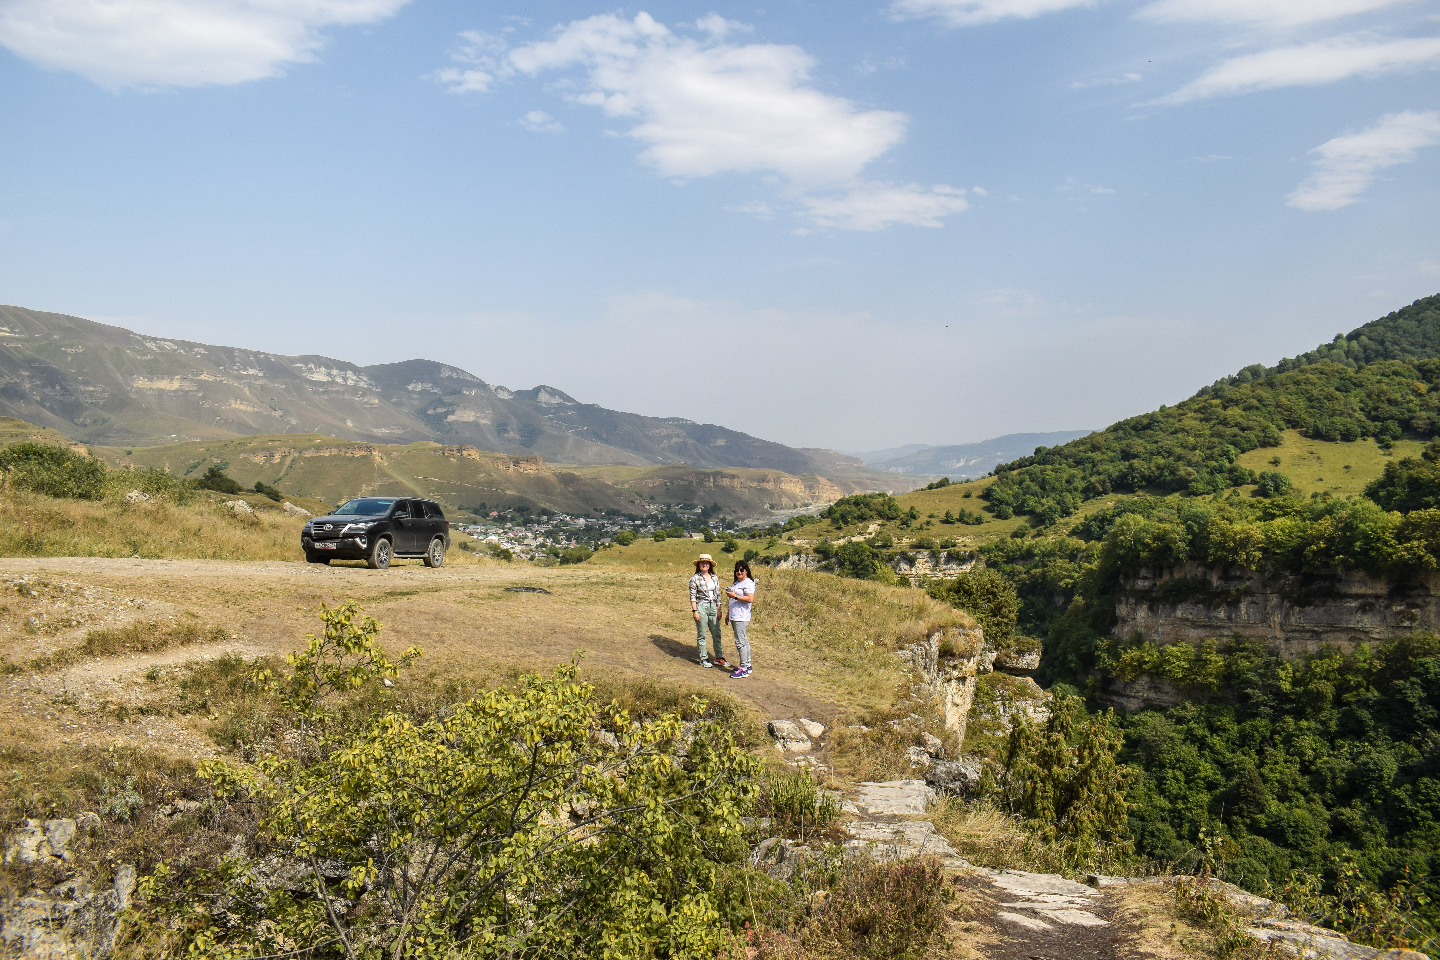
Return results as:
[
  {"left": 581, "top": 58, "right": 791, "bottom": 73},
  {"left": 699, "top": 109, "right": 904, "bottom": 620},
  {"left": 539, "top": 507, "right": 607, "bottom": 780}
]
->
[{"left": 0, "top": 544, "right": 969, "bottom": 770}]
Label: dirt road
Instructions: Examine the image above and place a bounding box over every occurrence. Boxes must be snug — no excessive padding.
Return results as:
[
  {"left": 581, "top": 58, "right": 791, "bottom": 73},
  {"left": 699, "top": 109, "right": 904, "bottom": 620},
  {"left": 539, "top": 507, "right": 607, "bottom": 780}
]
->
[{"left": 0, "top": 557, "right": 852, "bottom": 760}]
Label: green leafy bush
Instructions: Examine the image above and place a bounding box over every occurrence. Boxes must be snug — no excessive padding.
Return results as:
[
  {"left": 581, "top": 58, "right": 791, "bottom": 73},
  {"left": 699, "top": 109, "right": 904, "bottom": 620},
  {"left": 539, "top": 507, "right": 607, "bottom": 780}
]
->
[
  {"left": 251, "top": 479, "right": 283, "bottom": 502},
  {"left": 758, "top": 767, "right": 839, "bottom": 841},
  {"left": 558, "top": 546, "right": 593, "bottom": 564},
  {"left": 0, "top": 442, "right": 107, "bottom": 500},
  {"left": 927, "top": 568, "right": 1019, "bottom": 644},
  {"left": 833, "top": 540, "right": 888, "bottom": 580},
  {"left": 194, "top": 465, "right": 242, "bottom": 495},
  {"left": 983, "top": 693, "right": 1131, "bottom": 870},
  {"left": 1365, "top": 450, "right": 1440, "bottom": 511},
  {"left": 821, "top": 493, "right": 902, "bottom": 528},
  {"left": 614, "top": 530, "right": 637, "bottom": 546},
  {"left": 194, "top": 605, "right": 761, "bottom": 959},
  {"left": 1255, "top": 471, "right": 1292, "bottom": 497}
]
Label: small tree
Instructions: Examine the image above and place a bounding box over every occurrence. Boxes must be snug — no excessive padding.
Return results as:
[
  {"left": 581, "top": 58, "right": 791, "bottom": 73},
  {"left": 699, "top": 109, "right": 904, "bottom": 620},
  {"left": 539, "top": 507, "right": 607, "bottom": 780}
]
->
[
  {"left": 199, "top": 606, "right": 759, "bottom": 959},
  {"left": 984, "top": 693, "right": 1131, "bottom": 868},
  {"left": 928, "top": 568, "right": 1019, "bottom": 644}
]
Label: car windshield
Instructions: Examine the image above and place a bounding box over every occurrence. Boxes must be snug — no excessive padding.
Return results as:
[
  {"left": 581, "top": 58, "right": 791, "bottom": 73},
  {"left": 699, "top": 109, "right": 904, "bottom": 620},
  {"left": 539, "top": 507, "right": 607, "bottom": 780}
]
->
[{"left": 333, "top": 498, "right": 396, "bottom": 517}]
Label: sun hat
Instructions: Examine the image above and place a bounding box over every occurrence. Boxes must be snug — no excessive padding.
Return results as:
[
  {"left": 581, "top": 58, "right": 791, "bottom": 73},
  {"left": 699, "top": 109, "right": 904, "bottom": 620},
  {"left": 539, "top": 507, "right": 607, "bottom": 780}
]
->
[{"left": 694, "top": 553, "right": 715, "bottom": 572}]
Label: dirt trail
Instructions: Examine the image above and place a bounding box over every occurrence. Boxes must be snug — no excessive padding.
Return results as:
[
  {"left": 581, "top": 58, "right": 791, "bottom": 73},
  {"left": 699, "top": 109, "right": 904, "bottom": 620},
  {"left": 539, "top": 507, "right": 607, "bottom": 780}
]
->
[{"left": 0, "top": 557, "right": 858, "bottom": 759}]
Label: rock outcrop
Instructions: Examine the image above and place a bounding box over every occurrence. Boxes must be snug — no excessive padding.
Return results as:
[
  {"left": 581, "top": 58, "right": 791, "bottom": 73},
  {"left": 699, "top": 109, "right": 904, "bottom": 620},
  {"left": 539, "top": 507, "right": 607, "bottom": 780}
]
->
[
  {"left": 1116, "top": 563, "right": 1440, "bottom": 656},
  {"left": 0, "top": 819, "right": 136, "bottom": 959}
]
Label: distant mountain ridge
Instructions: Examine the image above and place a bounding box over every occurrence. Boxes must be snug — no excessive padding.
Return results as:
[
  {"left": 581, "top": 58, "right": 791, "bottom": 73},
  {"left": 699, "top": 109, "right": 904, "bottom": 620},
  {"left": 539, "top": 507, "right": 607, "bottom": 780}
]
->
[
  {"left": 851, "top": 431, "right": 1094, "bottom": 478},
  {"left": 0, "top": 305, "right": 872, "bottom": 476}
]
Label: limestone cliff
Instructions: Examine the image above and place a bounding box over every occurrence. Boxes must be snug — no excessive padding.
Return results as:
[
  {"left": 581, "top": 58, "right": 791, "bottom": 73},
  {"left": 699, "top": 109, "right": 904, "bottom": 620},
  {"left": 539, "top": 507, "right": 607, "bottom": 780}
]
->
[{"left": 1115, "top": 562, "right": 1440, "bottom": 657}]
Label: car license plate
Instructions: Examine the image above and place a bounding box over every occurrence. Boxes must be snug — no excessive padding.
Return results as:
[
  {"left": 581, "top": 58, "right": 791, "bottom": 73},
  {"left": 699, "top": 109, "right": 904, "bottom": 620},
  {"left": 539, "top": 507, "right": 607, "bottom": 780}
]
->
[{"left": 316, "top": 542, "right": 337, "bottom": 550}]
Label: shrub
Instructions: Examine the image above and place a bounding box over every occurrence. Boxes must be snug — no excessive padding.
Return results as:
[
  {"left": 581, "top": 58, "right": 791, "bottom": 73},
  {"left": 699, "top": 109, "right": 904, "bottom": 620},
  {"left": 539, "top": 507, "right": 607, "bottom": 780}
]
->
[
  {"left": 251, "top": 480, "right": 283, "bottom": 502},
  {"left": 614, "top": 530, "right": 637, "bottom": 546},
  {"left": 758, "top": 767, "right": 839, "bottom": 841},
  {"left": 1255, "top": 470, "right": 1293, "bottom": 497},
  {"left": 194, "top": 466, "right": 242, "bottom": 495},
  {"left": 833, "top": 540, "right": 888, "bottom": 580},
  {"left": 0, "top": 442, "right": 107, "bottom": 500},
  {"left": 653, "top": 530, "right": 668, "bottom": 541},
  {"left": 195, "top": 606, "right": 760, "bottom": 959},
  {"left": 821, "top": 493, "right": 902, "bottom": 528},
  {"left": 1366, "top": 455, "right": 1440, "bottom": 512},
  {"left": 558, "top": 546, "right": 593, "bottom": 564},
  {"left": 983, "top": 693, "right": 1130, "bottom": 870},
  {"left": 927, "top": 568, "right": 1019, "bottom": 644}
]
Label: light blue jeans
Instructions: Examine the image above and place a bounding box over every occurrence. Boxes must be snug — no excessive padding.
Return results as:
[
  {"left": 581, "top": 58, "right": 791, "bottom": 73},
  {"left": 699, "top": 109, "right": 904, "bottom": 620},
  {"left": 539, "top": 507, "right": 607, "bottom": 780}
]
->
[
  {"left": 695, "top": 602, "right": 723, "bottom": 662},
  {"left": 730, "top": 619, "right": 751, "bottom": 668}
]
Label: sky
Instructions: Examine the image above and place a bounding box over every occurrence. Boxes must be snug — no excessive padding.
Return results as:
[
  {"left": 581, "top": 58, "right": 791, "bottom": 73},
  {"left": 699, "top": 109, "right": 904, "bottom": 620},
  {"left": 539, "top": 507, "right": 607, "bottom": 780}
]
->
[{"left": 0, "top": 1, "right": 1437, "bottom": 453}]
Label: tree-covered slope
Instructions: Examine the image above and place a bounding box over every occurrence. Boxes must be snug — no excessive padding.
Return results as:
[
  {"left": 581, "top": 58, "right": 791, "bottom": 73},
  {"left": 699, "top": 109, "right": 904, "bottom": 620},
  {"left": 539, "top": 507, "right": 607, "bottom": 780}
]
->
[
  {"left": 985, "top": 295, "right": 1440, "bottom": 524},
  {"left": 1204, "top": 292, "right": 1440, "bottom": 393}
]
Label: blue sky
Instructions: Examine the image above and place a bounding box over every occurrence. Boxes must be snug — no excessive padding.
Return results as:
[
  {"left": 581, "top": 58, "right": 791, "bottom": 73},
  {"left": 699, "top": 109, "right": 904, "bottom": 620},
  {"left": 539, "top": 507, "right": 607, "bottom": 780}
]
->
[{"left": 1, "top": 0, "right": 1437, "bottom": 452}]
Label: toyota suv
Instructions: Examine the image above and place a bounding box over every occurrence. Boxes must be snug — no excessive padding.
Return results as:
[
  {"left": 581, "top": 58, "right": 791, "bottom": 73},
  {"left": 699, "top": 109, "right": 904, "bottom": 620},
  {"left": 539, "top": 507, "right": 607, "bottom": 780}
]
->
[{"left": 302, "top": 497, "right": 450, "bottom": 569}]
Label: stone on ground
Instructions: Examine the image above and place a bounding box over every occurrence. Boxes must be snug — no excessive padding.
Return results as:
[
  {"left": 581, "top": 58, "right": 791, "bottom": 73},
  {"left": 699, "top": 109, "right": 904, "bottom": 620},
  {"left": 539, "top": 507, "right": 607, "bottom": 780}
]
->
[
  {"left": 842, "top": 779, "right": 935, "bottom": 817},
  {"left": 767, "top": 719, "right": 813, "bottom": 752}
]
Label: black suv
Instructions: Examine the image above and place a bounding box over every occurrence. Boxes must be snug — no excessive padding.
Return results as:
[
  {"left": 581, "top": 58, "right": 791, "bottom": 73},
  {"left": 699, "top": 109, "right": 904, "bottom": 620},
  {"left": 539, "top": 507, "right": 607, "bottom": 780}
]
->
[{"left": 302, "top": 497, "right": 450, "bottom": 569}]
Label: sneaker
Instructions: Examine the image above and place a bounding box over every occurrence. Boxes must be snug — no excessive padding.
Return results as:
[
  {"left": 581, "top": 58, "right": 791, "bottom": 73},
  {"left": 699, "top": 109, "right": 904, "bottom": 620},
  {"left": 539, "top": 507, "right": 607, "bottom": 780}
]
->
[
  {"left": 713, "top": 657, "right": 730, "bottom": 669},
  {"left": 730, "top": 665, "right": 750, "bottom": 679},
  {"left": 698, "top": 659, "right": 711, "bottom": 668}
]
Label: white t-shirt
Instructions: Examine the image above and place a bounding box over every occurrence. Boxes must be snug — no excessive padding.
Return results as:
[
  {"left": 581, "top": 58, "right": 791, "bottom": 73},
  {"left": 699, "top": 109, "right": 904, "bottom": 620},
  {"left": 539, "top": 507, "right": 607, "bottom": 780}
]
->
[{"left": 727, "top": 577, "right": 755, "bottom": 621}]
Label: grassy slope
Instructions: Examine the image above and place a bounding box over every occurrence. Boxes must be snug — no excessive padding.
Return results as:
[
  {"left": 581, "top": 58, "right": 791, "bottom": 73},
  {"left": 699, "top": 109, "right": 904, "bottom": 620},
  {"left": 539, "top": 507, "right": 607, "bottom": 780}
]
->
[
  {"left": 0, "top": 487, "right": 484, "bottom": 563},
  {"left": 1232, "top": 429, "right": 1425, "bottom": 498}
]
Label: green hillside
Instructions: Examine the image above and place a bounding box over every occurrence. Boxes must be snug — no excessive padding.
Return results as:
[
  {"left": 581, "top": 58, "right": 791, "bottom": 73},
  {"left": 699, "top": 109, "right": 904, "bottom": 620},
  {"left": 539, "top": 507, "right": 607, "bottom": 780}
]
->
[
  {"left": 981, "top": 293, "right": 1440, "bottom": 525},
  {"left": 1204, "top": 292, "right": 1440, "bottom": 391}
]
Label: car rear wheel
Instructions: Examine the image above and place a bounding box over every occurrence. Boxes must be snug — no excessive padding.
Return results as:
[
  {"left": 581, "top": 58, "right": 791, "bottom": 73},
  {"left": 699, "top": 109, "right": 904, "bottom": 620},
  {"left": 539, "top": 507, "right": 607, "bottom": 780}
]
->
[
  {"left": 423, "top": 537, "right": 446, "bottom": 568},
  {"left": 305, "top": 552, "right": 330, "bottom": 565},
  {"left": 367, "top": 537, "right": 392, "bottom": 570}
]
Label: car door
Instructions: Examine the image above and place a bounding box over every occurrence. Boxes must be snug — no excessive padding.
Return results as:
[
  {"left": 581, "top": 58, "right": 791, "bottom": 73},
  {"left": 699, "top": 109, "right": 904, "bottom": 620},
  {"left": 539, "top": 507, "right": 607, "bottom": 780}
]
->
[
  {"left": 420, "top": 501, "right": 445, "bottom": 546},
  {"left": 390, "top": 500, "right": 422, "bottom": 554}
]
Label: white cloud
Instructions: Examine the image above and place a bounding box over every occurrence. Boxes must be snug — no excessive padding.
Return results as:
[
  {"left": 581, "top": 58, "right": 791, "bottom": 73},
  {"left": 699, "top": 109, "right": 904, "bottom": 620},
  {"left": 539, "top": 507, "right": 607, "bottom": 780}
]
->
[
  {"left": 888, "top": 0, "right": 1098, "bottom": 27},
  {"left": 500, "top": 13, "right": 907, "bottom": 184},
  {"left": 441, "top": 13, "right": 968, "bottom": 231},
  {"left": 1139, "top": 0, "right": 1413, "bottom": 28},
  {"left": 518, "top": 109, "right": 562, "bottom": 133},
  {"left": 800, "top": 183, "right": 969, "bottom": 230},
  {"left": 1286, "top": 110, "right": 1440, "bottom": 211},
  {"left": 1156, "top": 35, "right": 1440, "bottom": 103},
  {"left": 0, "top": 0, "right": 410, "bottom": 89}
]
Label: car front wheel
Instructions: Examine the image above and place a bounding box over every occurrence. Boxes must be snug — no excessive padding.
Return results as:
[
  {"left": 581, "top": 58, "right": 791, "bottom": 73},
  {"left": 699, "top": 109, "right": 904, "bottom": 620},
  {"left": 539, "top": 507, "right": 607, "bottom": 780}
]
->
[
  {"left": 367, "top": 537, "right": 392, "bottom": 570},
  {"left": 423, "top": 537, "right": 446, "bottom": 568}
]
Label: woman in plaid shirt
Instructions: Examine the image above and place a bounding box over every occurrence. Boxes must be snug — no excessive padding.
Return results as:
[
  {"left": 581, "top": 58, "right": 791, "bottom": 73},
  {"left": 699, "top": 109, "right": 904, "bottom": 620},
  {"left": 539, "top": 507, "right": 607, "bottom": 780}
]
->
[{"left": 688, "top": 553, "right": 728, "bottom": 669}]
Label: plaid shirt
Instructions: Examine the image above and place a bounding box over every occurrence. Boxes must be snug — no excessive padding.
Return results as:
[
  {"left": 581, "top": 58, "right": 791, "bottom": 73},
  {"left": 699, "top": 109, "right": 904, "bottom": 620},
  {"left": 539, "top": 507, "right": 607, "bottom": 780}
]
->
[{"left": 689, "top": 572, "right": 721, "bottom": 606}]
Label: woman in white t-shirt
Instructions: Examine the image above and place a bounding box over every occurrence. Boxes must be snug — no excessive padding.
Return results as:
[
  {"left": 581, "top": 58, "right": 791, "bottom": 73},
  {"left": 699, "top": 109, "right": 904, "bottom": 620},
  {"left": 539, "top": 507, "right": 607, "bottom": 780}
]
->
[{"left": 722, "top": 559, "right": 755, "bottom": 679}]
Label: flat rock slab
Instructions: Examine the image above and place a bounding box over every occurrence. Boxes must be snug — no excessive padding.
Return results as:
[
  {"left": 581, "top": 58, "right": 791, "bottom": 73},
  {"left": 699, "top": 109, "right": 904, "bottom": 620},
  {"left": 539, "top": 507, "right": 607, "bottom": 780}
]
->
[
  {"left": 988, "top": 870, "right": 1098, "bottom": 900},
  {"left": 842, "top": 779, "right": 936, "bottom": 817},
  {"left": 844, "top": 819, "right": 968, "bottom": 868},
  {"left": 1248, "top": 921, "right": 1430, "bottom": 960},
  {"left": 1037, "top": 908, "right": 1110, "bottom": 928},
  {"left": 998, "top": 910, "right": 1052, "bottom": 932}
]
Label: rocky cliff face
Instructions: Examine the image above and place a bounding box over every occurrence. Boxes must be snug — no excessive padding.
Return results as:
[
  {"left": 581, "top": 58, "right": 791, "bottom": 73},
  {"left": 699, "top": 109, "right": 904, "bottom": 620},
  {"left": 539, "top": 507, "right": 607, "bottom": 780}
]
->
[{"left": 1115, "top": 562, "right": 1440, "bottom": 658}]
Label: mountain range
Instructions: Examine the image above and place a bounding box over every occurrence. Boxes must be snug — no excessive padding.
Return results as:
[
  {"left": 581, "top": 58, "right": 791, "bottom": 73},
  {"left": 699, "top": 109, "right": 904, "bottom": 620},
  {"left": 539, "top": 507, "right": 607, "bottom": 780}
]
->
[
  {"left": 0, "top": 305, "right": 876, "bottom": 479},
  {"left": 851, "top": 431, "right": 1093, "bottom": 478}
]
